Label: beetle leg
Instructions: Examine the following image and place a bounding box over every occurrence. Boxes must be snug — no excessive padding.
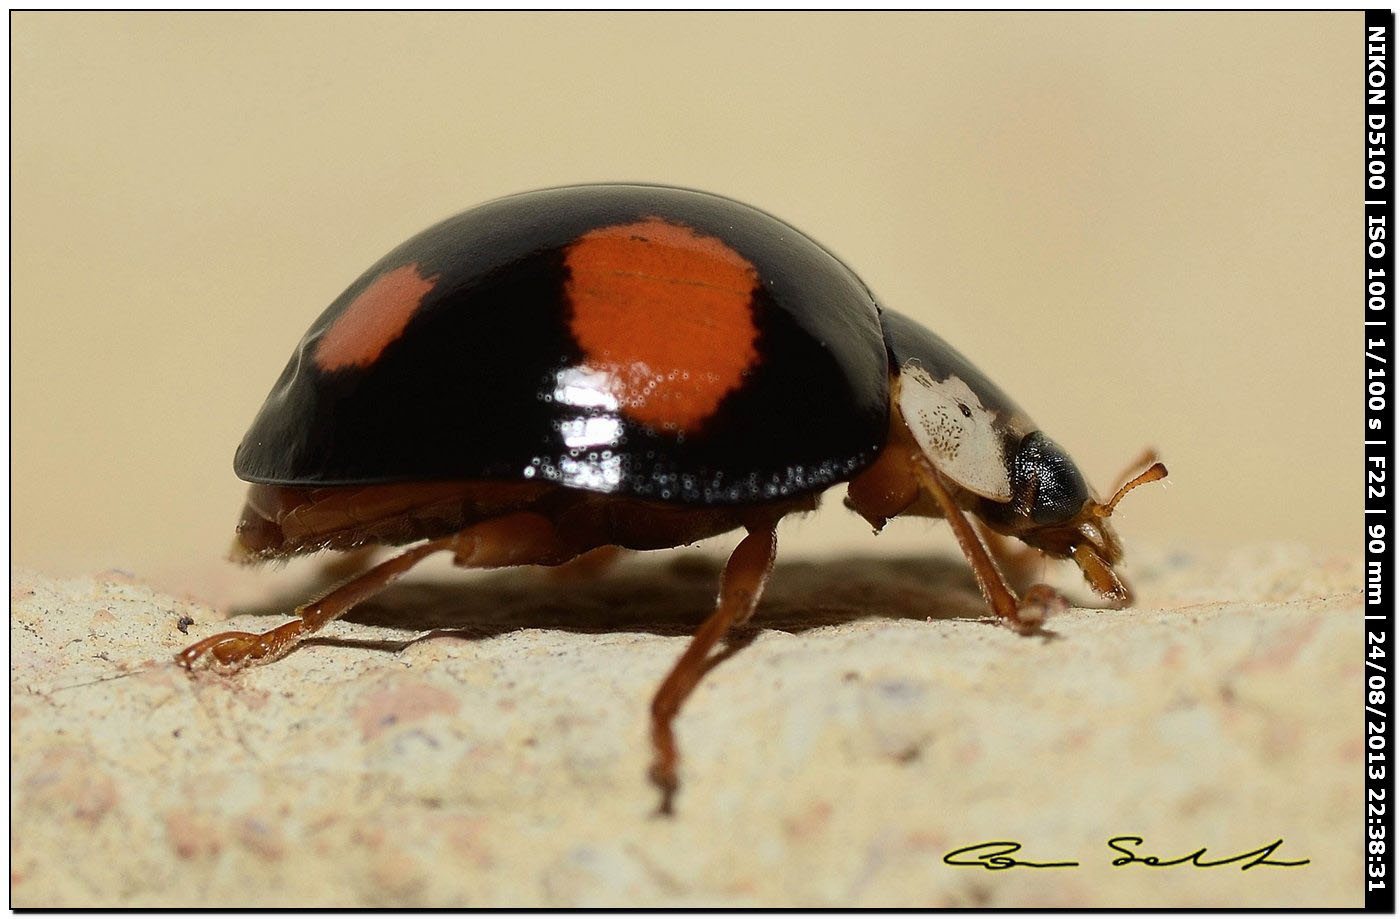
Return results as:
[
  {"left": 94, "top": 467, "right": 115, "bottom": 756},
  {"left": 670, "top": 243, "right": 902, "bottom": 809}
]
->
[
  {"left": 177, "top": 537, "right": 455, "bottom": 671},
  {"left": 908, "top": 452, "right": 1061, "bottom": 633},
  {"left": 648, "top": 521, "right": 779, "bottom": 816},
  {"left": 974, "top": 525, "right": 1075, "bottom": 616},
  {"left": 178, "top": 512, "right": 580, "bottom": 673},
  {"left": 976, "top": 521, "right": 1043, "bottom": 594}
]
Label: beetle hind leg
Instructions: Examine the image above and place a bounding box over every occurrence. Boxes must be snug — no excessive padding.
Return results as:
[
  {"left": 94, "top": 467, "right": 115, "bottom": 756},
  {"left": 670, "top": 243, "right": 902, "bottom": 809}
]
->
[{"left": 178, "top": 512, "right": 583, "bottom": 673}]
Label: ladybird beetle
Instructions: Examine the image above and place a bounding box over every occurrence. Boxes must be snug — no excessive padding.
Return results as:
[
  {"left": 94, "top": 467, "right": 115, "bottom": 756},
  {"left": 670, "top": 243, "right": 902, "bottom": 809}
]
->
[{"left": 178, "top": 184, "right": 1166, "bottom": 813}]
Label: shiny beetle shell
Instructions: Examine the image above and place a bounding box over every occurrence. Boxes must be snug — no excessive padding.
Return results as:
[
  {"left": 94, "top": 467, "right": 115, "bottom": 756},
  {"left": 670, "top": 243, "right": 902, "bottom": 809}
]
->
[{"left": 235, "top": 184, "right": 901, "bottom": 505}]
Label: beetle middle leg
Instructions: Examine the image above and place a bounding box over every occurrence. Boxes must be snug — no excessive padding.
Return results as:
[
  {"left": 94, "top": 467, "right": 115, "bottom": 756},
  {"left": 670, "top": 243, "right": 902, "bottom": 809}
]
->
[
  {"left": 648, "top": 520, "right": 779, "bottom": 816},
  {"left": 177, "top": 512, "right": 582, "bottom": 672}
]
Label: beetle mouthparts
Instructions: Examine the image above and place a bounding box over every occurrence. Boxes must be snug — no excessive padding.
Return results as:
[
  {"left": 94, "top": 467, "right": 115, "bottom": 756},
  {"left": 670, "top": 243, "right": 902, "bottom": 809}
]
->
[{"left": 1091, "top": 451, "right": 1169, "bottom": 519}]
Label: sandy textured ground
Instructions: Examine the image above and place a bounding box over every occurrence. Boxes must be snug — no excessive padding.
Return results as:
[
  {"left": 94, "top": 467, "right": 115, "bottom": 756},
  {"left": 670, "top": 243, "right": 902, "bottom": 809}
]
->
[{"left": 11, "top": 543, "right": 1361, "bottom": 907}]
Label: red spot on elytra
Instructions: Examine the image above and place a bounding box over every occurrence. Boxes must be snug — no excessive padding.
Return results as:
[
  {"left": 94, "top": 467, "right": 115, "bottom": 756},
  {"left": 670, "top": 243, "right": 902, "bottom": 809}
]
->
[
  {"left": 314, "top": 263, "right": 438, "bottom": 372},
  {"left": 565, "top": 217, "right": 760, "bottom": 433}
]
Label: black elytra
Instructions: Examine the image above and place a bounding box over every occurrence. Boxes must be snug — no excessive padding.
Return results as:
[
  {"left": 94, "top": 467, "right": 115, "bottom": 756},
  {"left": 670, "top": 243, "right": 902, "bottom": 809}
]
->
[{"left": 234, "top": 184, "right": 1031, "bottom": 507}]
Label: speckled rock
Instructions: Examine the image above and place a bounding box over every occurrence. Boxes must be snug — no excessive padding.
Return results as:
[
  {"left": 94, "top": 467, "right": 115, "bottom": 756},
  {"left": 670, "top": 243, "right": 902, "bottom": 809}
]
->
[{"left": 11, "top": 544, "right": 1361, "bottom": 907}]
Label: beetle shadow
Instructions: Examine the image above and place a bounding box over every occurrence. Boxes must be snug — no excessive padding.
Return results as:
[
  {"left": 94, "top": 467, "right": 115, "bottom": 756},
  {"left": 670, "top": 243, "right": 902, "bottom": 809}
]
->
[{"left": 226, "top": 553, "right": 1004, "bottom": 656}]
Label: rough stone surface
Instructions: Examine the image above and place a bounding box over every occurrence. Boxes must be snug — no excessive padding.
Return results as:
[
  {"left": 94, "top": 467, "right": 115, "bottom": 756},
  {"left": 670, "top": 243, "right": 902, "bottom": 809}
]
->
[{"left": 11, "top": 544, "right": 1361, "bottom": 907}]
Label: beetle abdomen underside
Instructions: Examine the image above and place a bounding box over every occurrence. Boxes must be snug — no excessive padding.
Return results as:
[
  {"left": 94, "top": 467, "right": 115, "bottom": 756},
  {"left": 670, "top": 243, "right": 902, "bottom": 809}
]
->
[{"left": 233, "top": 480, "right": 816, "bottom": 562}]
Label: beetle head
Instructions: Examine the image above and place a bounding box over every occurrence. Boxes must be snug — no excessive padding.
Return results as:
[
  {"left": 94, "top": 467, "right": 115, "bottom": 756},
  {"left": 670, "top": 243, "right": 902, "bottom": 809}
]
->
[{"left": 980, "top": 434, "right": 1167, "bottom": 605}]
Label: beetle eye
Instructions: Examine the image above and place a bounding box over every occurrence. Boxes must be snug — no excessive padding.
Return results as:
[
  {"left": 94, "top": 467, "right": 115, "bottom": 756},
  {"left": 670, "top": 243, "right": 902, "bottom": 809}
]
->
[{"left": 1011, "top": 432, "right": 1089, "bottom": 525}]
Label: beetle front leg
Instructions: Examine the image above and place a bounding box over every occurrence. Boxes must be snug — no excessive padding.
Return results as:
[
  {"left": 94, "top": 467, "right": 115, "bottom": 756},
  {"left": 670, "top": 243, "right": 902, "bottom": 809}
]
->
[
  {"left": 648, "top": 521, "right": 779, "bottom": 816},
  {"left": 178, "top": 512, "right": 582, "bottom": 673},
  {"left": 976, "top": 521, "right": 1042, "bottom": 594},
  {"left": 909, "top": 453, "right": 1065, "bottom": 633}
]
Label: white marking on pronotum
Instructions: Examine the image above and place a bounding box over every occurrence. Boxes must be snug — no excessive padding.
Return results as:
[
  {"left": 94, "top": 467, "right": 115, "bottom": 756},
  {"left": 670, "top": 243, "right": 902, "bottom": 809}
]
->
[{"left": 897, "top": 363, "right": 1012, "bottom": 501}]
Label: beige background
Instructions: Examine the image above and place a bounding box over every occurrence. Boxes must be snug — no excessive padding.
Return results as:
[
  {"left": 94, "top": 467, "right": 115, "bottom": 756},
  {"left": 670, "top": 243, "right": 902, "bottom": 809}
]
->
[
  {"left": 14, "top": 12, "right": 1359, "bottom": 601},
  {"left": 10, "top": 13, "right": 1365, "bottom": 909}
]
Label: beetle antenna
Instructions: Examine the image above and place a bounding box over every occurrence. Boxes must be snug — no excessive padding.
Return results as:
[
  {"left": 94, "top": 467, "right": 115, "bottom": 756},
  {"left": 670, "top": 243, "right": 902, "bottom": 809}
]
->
[{"left": 1092, "top": 456, "right": 1169, "bottom": 518}]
